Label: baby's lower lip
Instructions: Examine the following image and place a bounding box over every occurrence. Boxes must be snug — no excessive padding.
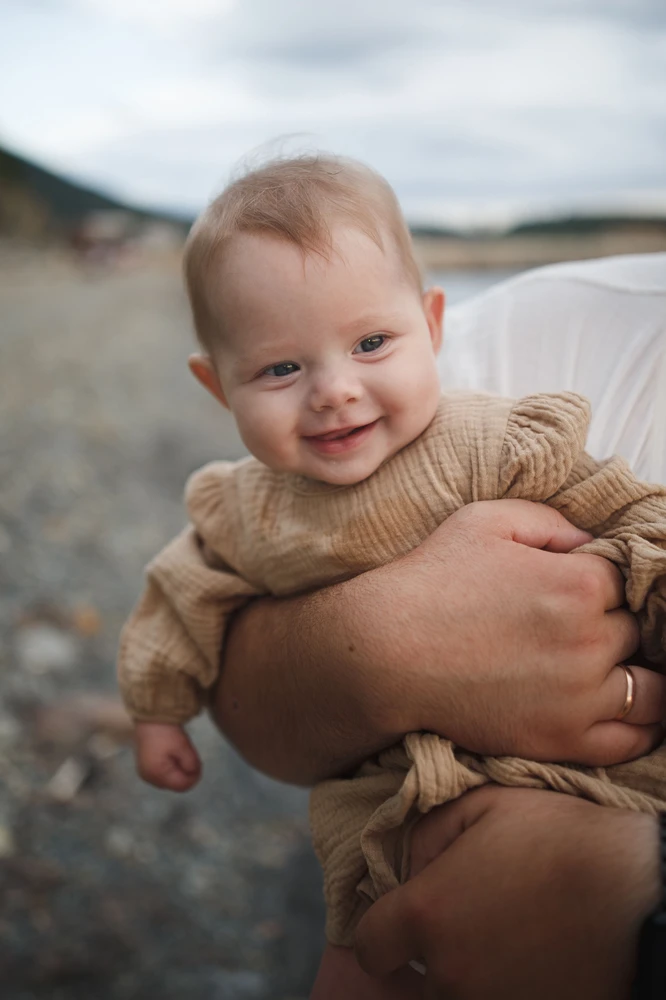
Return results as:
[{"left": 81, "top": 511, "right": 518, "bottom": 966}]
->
[{"left": 305, "top": 420, "right": 379, "bottom": 455}]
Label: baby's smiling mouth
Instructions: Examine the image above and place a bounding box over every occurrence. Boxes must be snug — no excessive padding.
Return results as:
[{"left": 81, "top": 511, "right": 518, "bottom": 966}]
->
[
  {"left": 304, "top": 420, "right": 380, "bottom": 454},
  {"left": 308, "top": 423, "right": 373, "bottom": 442}
]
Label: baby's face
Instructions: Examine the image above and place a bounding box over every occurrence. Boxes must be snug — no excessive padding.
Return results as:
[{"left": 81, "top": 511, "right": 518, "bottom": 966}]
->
[{"left": 205, "top": 226, "right": 443, "bottom": 485}]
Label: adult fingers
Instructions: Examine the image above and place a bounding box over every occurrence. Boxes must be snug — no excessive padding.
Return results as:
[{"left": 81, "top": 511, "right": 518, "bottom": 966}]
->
[
  {"left": 576, "top": 720, "right": 664, "bottom": 767},
  {"left": 355, "top": 790, "right": 496, "bottom": 977},
  {"left": 597, "top": 608, "right": 641, "bottom": 668},
  {"left": 598, "top": 665, "right": 666, "bottom": 726},
  {"left": 355, "top": 882, "right": 426, "bottom": 978},
  {"left": 465, "top": 499, "right": 593, "bottom": 552},
  {"left": 569, "top": 552, "right": 628, "bottom": 611},
  {"left": 535, "top": 524, "right": 593, "bottom": 553}
]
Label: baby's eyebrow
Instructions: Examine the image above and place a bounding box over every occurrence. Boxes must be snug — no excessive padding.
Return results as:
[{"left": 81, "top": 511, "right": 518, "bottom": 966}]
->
[
  {"left": 339, "top": 313, "right": 403, "bottom": 336},
  {"left": 229, "top": 347, "right": 293, "bottom": 376}
]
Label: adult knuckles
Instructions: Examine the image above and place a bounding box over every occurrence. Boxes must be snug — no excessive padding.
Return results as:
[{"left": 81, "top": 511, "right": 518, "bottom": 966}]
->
[
  {"left": 568, "top": 566, "right": 609, "bottom": 608},
  {"left": 536, "top": 581, "right": 608, "bottom": 646},
  {"left": 439, "top": 502, "right": 512, "bottom": 549}
]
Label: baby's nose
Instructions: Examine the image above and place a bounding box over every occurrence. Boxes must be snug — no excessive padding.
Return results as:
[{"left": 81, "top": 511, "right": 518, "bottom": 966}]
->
[{"left": 309, "top": 372, "right": 362, "bottom": 411}]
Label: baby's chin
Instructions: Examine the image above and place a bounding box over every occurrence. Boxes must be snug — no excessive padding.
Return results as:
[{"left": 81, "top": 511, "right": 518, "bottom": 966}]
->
[
  {"left": 310, "top": 463, "right": 382, "bottom": 486},
  {"left": 267, "top": 404, "right": 440, "bottom": 485},
  {"left": 265, "top": 457, "right": 380, "bottom": 486},
  {"left": 290, "top": 447, "right": 399, "bottom": 486}
]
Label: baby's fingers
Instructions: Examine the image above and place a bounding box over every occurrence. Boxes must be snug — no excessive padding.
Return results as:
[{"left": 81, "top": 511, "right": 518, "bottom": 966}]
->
[
  {"left": 137, "top": 740, "right": 201, "bottom": 791},
  {"left": 161, "top": 764, "right": 201, "bottom": 792},
  {"left": 174, "top": 736, "right": 202, "bottom": 776},
  {"left": 140, "top": 754, "right": 200, "bottom": 792}
]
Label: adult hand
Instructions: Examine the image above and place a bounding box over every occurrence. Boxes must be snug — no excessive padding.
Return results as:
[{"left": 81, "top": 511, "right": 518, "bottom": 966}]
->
[
  {"left": 396, "top": 500, "right": 665, "bottom": 765},
  {"left": 355, "top": 786, "right": 659, "bottom": 1000},
  {"left": 214, "top": 498, "right": 665, "bottom": 785}
]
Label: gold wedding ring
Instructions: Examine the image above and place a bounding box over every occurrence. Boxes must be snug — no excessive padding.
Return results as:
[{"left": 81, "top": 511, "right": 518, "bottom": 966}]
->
[{"left": 614, "top": 665, "right": 635, "bottom": 722}]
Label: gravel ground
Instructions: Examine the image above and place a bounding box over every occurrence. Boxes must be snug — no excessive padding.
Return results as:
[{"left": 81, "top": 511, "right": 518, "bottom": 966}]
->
[{"left": 0, "top": 244, "right": 325, "bottom": 1000}]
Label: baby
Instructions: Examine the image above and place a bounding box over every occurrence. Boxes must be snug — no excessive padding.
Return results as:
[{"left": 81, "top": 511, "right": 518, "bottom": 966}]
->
[{"left": 119, "top": 153, "right": 666, "bottom": 969}]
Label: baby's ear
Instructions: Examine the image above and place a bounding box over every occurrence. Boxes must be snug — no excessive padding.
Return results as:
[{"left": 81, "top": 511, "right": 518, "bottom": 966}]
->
[
  {"left": 422, "top": 287, "right": 445, "bottom": 353},
  {"left": 188, "top": 354, "right": 229, "bottom": 409}
]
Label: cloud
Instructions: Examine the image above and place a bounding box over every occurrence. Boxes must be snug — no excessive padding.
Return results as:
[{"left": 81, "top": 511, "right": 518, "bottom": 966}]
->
[
  {"left": 69, "top": 0, "right": 237, "bottom": 34},
  {"left": 0, "top": 0, "right": 664, "bottom": 224}
]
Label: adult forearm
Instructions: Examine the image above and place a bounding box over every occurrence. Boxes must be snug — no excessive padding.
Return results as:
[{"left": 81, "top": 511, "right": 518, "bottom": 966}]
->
[
  {"left": 211, "top": 563, "right": 418, "bottom": 785},
  {"left": 211, "top": 500, "right": 661, "bottom": 786}
]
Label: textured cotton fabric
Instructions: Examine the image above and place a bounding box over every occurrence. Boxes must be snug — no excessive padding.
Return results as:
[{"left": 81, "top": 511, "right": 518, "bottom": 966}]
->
[{"left": 118, "top": 388, "right": 666, "bottom": 945}]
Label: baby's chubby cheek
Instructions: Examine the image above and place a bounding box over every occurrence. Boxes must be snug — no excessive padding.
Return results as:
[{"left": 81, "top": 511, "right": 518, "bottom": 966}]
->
[
  {"left": 235, "top": 409, "right": 299, "bottom": 471},
  {"left": 394, "top": 366, "right": 441, "bottom": 433}
]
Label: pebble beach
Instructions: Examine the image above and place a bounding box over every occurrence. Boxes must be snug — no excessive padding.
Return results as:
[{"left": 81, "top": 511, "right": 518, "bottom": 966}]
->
[{"left": 0, "top": 244, "right": 325, "bottom": 1000}]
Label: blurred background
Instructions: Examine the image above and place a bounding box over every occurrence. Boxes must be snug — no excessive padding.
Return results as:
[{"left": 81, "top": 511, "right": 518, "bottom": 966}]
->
[{"left": 0, "top": 1, "right": 665, "bottom": 998}]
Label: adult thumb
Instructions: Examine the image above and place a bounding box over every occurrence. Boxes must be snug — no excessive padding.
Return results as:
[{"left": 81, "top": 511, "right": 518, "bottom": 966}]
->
[
  {"left": 481, "top": 499, "right": 593, "bottom": 553},
  {"left": 354, "top": 881, "right": 424, "bottom": 978},
  {"left": 355, "top": 788, "right": 497, "bottom": 978}
]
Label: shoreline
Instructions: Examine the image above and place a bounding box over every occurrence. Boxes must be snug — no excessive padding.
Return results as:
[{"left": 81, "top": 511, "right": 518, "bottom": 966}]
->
[{"left": 413, "top": 231, "right": 666, "bottom": 270}]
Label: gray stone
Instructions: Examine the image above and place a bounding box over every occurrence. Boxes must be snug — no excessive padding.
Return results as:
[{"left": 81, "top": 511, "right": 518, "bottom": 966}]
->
[{"left": 14, "top": 623, "right": 80, "bottom": 674}]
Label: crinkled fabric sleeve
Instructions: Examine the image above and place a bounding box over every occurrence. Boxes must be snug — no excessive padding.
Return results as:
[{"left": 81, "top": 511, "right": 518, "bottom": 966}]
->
[
  {"left": 497, "top": 392, "right": 666, "bottom": 665},
  {"left": 117, "top": 464, "right": 265, "bottom": 725}
]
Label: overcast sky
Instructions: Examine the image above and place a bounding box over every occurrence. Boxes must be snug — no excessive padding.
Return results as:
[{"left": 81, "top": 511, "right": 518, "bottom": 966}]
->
[{"left": 1, "top": 0, "right": 665, "bottom": 227}]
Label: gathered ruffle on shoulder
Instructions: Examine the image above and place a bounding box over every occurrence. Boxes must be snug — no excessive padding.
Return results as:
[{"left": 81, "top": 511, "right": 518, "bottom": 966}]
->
[{"left": 498, "top": 391, "right": 591, "bottom": 500}]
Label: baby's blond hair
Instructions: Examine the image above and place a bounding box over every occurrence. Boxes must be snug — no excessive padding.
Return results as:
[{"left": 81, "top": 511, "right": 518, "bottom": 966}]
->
[{"left": 183, "top": 153, "right": 422, "bottom": 350}]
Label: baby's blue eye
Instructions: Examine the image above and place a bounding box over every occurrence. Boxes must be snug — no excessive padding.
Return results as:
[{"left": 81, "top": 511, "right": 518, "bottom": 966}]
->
[
  {"left": 264, "top": 362, "right": 299, "bottom": 377},
  {"left": 355, "top": 335, "right": 386, "bottom": 354}
]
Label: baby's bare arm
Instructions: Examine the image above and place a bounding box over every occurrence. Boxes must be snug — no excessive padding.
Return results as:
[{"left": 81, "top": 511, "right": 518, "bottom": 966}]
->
[{"left": 211, "top": 500, "right": 662, "bottom": 786}]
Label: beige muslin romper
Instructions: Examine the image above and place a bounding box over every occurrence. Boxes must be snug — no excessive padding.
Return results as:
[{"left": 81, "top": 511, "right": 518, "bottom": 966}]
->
[{"left": 119, "top": 391, "right": 666, "bottom": 944}]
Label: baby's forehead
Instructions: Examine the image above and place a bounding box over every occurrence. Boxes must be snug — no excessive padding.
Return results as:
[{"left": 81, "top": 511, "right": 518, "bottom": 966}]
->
[
  {"left": 204, "top": 226, "right": 420, "bottom": 357},
  {"left": 218, "top": 225, "right": 411, "bottom": 295}
]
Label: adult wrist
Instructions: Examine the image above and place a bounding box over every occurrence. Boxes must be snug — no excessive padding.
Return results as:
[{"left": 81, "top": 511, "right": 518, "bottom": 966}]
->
[
  {"left": 329, "top": 562, "right": 425, "bottom": 739},
  {"left": 341, "top": 554, "right": 449, "bottom": 738}
]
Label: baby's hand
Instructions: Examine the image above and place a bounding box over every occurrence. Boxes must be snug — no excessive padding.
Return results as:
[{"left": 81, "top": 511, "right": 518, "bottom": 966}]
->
[{"left": 134, "top": 722, "right": 202, "bottom": 792}]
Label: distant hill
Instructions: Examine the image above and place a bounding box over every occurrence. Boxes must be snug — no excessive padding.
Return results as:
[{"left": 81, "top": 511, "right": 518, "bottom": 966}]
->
[
  {"left": 408, "top": 223, "right": 464, "bottom": 240},
  {"left": 411, "top": 210, "right": 666, "bottom": 269},
  {"left": 409, "top": 214, "right": 666, "bottom": 241},
  {"left": 509, "top": 215, "right": 666, "bottom": 238},
  {"left": 0, "top": 143, "right": 191, "bottom": 241},
  {"left": 2, "top": 141, "right": 665, "bottom": 261}
]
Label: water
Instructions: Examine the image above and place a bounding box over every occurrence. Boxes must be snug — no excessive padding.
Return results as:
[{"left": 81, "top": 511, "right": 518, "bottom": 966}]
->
[{"left": 428, "top": 267, "right": 524, "bottom": 306}]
